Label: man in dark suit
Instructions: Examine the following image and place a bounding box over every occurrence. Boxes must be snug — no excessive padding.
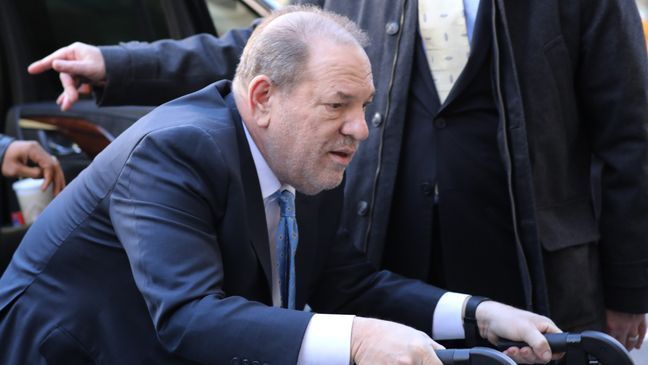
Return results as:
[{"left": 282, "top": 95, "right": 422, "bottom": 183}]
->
[{"left": 0, "top": 6, "right": 559, "bottom": 365}]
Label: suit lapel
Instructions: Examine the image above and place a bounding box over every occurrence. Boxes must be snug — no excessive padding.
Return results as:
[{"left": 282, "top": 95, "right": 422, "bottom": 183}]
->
[{"left": 227, "top": 94, "right": 273, "bottom": 291}]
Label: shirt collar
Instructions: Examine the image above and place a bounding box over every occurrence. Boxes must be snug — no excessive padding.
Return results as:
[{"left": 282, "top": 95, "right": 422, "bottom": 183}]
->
[{"left": 242, "top": 121, "right": 295, "bottom": 200}]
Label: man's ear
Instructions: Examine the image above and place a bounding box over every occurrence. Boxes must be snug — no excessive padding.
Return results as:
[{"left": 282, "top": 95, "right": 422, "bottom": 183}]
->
[{"left": 248, "top": 75, "right": 273, "bottom": 128}]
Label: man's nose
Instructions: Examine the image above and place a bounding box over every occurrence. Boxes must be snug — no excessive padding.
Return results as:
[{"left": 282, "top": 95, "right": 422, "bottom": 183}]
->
[{"left": 341, "top": 108, "right": 369, "bottom": 141}]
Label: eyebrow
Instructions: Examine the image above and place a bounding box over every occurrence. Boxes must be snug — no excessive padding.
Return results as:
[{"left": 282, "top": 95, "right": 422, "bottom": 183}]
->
[
  {"left": 335, "top": 91, "right": 354, "bottom": 100},
  {"left": 335, "top": 90, "right": 376, "bottom": 102}
]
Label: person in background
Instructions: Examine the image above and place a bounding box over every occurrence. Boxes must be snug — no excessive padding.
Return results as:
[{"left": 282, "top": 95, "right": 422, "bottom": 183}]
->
[{"left": 29, "top": 0, "right": 648, "bottom": 351}]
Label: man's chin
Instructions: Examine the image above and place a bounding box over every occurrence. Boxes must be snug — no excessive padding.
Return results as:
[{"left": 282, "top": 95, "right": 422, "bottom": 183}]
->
[{"left": 295, "top": 175, "right": 344, "bottom": 196}]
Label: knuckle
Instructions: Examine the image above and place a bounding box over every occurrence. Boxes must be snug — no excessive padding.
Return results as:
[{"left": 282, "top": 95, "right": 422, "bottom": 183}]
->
[{"left": 394, "top": 354, "right": 414, "bottom": 365}]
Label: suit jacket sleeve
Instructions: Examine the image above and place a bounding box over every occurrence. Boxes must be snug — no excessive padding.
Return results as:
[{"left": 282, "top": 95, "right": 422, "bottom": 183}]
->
[
  {"left": 109, "top": 125, "right": 312, "bottom": 365},
  {"left": 0, "top": 134, "right": 15, "bottom": 164},
  {"left": 96, "top": 26, "right": 253, "bottom": 106},
  {"left": 579, "top": 0, "right": 648, "bottom": 312},
  {"left": 305, "top": 188, "right": 446, "bottom": 335}
]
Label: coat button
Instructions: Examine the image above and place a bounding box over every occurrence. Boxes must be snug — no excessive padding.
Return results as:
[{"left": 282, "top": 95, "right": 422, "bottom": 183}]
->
[
  {"left": 357, "top": 201, "right": 369, "bottom": 216},
  {"left": 371, "top": 112, "right": 383, "bottom": 127},
  {"left": 385, "top": 22, "right": 400, "bottom": 35},
  {"left": 242, "top": 359, "right": 250, "bottom": 365},
  {"left": 252, "top": 361, "right": 260, "bottom": 365},
  {"left": 231, "top": 358, "right": 240, "bottom": 365},
  {"left": 434, "top": 118, "right": 447, "bottom": 129}
]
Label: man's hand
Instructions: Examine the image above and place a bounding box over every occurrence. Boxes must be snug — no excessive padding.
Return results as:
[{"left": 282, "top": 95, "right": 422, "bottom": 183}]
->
[
  {"left": 476, "top": 301, "right": 561, "bottom": 364},
  {"left": 28, "top": 42, "right": 106, "bottom": 111},
  {"left": 606, "top": 309, "right": 646, "bottom": 351},
  {"left": 2, "top": 141, "right": 66, "bottom": 195},
  {"left": 351, "top": 317, "right": 444, "bottom": 365}
]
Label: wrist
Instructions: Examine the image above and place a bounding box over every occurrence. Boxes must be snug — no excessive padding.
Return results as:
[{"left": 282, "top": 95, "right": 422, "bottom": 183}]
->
[
  {"left": 351, "top": 317, "right": 370, "bottom": 361},
  {"left": 463, "top": 296, "right": 491, "bottom": 346}
]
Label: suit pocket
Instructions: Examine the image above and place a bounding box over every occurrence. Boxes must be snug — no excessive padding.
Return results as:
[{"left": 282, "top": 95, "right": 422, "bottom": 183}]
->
[{"left": 39, "top": 327, "right": 96, "bottom": 365}]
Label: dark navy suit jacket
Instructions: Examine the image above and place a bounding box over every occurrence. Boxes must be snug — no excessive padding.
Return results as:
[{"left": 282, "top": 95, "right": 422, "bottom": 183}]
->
[{"left": 0, "top": 81, "right": 444, "bottom": 365}]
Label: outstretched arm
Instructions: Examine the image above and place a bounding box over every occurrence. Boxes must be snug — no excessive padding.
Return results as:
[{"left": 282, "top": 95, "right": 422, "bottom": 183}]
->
[{"left": 28, "top": 28, "right": 253, "bottom": 110}]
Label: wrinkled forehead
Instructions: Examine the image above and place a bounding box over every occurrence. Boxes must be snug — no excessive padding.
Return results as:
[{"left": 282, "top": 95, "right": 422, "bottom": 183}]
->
[{"left": 305, "top": 38, "right": 374, "bottom": 88}]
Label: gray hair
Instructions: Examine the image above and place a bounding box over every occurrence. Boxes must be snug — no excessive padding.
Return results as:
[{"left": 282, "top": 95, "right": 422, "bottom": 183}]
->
[{"left": 233, "top": 5, "right": 368, "bottom": 93}]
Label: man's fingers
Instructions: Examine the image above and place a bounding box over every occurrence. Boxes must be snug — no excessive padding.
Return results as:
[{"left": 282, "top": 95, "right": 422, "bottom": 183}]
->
[
  {"left": 422, "top": 351, "right": 443, "bottom": 365},
  {"left": 41, "top": 168, "right": 54, "bottom": 192},
  {"left": 51, "top": 158, "right": 66, "bottom": 196},
  {"left": 13, "top": 165, "right": 42, "bottom": 179},
  {"left": 78, "top": 83, "right": 92, "bottom": 95},
  {"left": 52, "top": 59, "right": 94, "bottom": 77},
  {"left": 430, "top": 341, "right": 445, "bottom": 350},
  {"left": 59, "top": 73, "right": 79, "bottom": 111},
  {"left": 27, "top": 46, "right": 73, "bottom": 74},
  {"left": 523, "top": 328, "right": 552, "bottom": 363}
]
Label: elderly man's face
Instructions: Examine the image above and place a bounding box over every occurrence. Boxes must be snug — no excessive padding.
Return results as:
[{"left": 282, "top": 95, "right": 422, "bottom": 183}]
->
[{"left": 265, "top": 39, "right": 374, "bottom": 195}]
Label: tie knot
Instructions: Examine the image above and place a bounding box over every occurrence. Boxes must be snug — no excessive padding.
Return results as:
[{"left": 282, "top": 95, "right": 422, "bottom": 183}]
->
[{"left": 277, "top": 190, "right": 295, "bottom": 218}]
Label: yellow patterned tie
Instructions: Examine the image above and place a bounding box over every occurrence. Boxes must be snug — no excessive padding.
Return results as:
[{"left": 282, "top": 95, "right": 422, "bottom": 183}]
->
[{"left": 418, "top": 0, "right": 471, "bottom": 103}]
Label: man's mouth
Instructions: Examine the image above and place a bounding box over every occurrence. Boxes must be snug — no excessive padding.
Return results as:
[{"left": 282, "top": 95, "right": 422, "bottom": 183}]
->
[{"left": 328, "top": 147, "right": 355, "bottom": 166}]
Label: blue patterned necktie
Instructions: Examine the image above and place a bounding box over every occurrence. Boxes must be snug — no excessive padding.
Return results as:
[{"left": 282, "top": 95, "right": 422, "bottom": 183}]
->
[{"left": 276, "top": 190, "right": 298, "bottom": 309}]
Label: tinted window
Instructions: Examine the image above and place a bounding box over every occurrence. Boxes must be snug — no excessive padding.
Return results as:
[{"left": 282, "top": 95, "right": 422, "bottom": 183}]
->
[
  {"left": 13, "top": 0, "right": 170, "bottom": 60},
  {"left": 43, "top": 0, "right": 171, "bottom": 46}
]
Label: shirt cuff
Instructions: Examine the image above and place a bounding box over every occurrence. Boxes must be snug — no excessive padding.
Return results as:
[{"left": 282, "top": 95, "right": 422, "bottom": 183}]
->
[
  {"left": 432, "top": 292, "right": 470, "bottom": 340},
  {"left": 297, "top": 313, "right": 354, "bottom": 365}
]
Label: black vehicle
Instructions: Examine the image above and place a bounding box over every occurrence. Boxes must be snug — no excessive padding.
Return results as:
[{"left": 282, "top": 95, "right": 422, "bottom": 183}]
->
[{"left": 0, "top": 0, "right": 277, "bottom": 269}]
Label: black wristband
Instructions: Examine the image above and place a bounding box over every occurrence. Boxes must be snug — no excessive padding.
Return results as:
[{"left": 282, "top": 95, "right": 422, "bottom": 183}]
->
[{"left": 463, "top": 296, "right": 491, "bottom": 347}]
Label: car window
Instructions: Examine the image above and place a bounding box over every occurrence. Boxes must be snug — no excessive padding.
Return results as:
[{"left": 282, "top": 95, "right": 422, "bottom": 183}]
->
[
  {"left": 205, "top": 0, "right": 285, "bottom": 34},
  {"left": 15, "top": 0, "right": 170, "bottom": 51},
  {"left": 206, "top": 0, "right": 259, "bottom": 34}
]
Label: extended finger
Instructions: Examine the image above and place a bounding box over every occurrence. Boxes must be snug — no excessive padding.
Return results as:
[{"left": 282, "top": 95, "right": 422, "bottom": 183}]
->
[{"left": 28, "top": 46, "right": 74, "bottom": 74}]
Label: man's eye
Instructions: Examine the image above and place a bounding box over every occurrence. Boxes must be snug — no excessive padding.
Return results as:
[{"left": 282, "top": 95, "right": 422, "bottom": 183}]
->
[{"left": 327, "top": 103, "right": 344, "bottom": 110}]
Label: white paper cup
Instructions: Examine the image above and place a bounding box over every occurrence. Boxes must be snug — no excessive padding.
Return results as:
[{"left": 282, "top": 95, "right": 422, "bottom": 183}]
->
[{"left": 12, "top": 178, "right": 54, "bottom": 225}]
